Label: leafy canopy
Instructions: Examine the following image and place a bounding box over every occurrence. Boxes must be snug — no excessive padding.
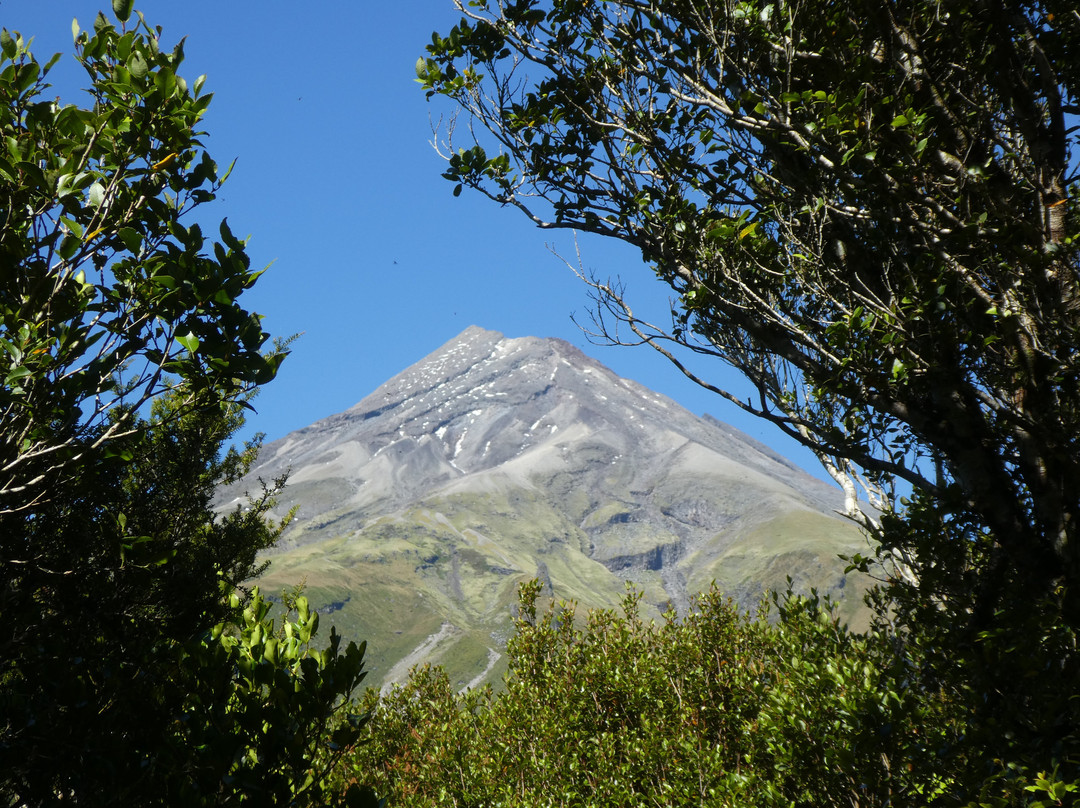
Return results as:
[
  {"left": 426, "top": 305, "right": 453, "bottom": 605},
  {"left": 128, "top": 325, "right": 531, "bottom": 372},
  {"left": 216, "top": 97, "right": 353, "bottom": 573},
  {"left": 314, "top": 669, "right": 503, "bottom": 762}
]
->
[
  {"left": 0, "top": 8, "right": 374, "bottom": 806},
  {"left": 419, "top": 0, "right": 1080, "bottom": 802},
  {"left": 347, "top": 582, "right": 944, "bottom": 808},
  {"left": 0, "top": 8, "right": 284, "bottom": 519},
  {"left": 418, "top": 0, "right": 1080, "bottom": 603}
]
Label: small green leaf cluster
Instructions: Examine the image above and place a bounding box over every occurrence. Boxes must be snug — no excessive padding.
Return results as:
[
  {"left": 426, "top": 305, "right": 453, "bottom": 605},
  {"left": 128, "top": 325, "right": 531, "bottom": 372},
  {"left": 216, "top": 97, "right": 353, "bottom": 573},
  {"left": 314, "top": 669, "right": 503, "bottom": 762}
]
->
[
  {"left": 168, "top": 586, "right": 372, "bottom": 806},
  {"left": 343, "top": 581, "right": 934, "bottom": 807}
]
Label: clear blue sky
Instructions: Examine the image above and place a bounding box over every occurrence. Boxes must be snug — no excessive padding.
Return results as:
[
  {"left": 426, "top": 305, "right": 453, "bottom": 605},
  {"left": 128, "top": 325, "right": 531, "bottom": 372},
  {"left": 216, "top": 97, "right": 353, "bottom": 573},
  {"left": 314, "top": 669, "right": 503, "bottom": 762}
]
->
[{"left": 5, "top": 1, "right": 830, "bottom": 481}]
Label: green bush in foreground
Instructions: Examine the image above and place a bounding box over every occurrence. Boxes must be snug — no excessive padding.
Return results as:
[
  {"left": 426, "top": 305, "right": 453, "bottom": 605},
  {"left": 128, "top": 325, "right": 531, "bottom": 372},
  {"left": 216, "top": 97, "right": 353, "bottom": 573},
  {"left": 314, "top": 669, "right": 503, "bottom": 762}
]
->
[{"left": 344, "top": 581, "right": 948, "bottom": 807}]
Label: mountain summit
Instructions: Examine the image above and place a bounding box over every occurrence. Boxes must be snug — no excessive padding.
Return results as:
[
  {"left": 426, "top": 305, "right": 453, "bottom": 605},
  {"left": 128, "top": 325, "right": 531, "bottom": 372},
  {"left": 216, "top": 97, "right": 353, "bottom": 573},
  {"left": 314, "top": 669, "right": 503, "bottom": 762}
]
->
[{"left": 227, "top": 327, "right": 869, "bottom": 688}]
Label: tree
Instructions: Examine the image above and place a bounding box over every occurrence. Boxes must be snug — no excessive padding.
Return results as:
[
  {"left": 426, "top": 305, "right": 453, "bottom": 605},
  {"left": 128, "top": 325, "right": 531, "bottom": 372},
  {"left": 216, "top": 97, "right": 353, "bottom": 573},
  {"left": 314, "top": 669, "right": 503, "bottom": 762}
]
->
[
  {"left": 1, "top": 388, "right": 375, "bottom": 806},
  {"left": 0, "top": 7, "right": 282, "bottom": 520},
  {"left": 346, "top": 581, "right": 941, "bottom": 807},
  {"left": 418, "top": 0, "right": 1080, "bottom": 801},
  {"left": 0, "top": 8, "right": 373, "bottom": 805}
]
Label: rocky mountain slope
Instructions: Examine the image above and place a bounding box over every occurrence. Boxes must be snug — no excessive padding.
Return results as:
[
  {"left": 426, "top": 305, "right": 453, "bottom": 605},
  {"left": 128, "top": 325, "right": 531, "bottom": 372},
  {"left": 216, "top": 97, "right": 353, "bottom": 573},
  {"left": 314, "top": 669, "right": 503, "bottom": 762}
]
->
[{"left": 221, "top": 326, "right": 872, "bottom": 690}]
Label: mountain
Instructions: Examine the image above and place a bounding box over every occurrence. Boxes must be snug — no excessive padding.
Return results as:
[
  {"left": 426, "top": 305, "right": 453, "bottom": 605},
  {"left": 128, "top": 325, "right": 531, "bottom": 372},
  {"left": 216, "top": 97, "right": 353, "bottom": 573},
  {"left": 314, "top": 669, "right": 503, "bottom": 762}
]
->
[{"left": 221, "top": 326, "right": 872, "bottom": 690}]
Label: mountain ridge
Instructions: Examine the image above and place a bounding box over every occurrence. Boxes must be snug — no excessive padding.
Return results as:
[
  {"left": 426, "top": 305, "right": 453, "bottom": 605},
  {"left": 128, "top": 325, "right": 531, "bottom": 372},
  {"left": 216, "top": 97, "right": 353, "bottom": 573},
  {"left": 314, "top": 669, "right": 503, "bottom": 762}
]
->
[{"left": 232, "top": 326, "right": 843, "bottom": 531}]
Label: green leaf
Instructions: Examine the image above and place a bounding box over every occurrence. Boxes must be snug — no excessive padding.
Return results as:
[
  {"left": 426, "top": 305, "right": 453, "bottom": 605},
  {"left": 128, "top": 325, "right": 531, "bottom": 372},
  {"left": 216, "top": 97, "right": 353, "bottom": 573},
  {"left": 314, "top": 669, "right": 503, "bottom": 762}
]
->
[
  {"left": 112, "top": 0, "right": 134, "bottom": 23},
  {"left": 4, "top": 366, "right": 31, "bottom": 387},
  {"left": 177, "top": 332, "right": 200, "bottom": 353},
  {"left": 890, "top": 114, "right": 909, "bottom": 128},
  {"left": 218, "top": 217, "right": 245, "bottom": 252},
  {"left": 128, "top": 52, "right": 148, "bottom": 80},
  {"left": 15, "top": 61, "right": 40, "bottom": 94},
  {"left": 117, "top": 227, "right": 142, "bottom": 253},
  {"left": 88, "top": 181, "right": 105, "bottom": 209},
  {"left": 59, "top": 215, "right": 84, "bottom": 239},
  {"left": 155, "top": 67, "right": 176, "bottom": 98},
  {"left": 1, "top": 28, "right": 15, "bottom": 59},
  {"left": 58, "top": 234, "right": 80, "bottom": 261}
]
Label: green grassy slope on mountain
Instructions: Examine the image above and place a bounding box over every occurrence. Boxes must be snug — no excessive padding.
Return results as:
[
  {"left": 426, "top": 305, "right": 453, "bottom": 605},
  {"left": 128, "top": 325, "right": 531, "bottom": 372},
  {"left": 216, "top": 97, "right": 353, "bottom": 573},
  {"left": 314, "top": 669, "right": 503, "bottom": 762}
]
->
[
  {"left": 688, "top": 510, "right": 873, "bottom": 629},
  {"left": 256, "top": 486, "right": 871, "bottom": 690}
]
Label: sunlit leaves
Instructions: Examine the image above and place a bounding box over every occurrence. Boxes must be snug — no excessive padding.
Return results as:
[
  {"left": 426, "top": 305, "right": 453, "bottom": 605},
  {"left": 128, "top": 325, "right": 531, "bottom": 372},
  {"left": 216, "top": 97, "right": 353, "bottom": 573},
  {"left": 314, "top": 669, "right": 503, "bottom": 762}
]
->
[
  {"left": 421, "top": 1, "right": 1080, "bottom": 802},
  {"left": 0, "top": 8, "right": 330, "bottom": 804},
  {"left": 0, "top": 11, "right": 286, "bottom": 512},
  {"left": 345, "top": 581, "right": 931, "bottom": 807},
  {"left": 174, "top": 586, "right": 371, "bottom": 806}
]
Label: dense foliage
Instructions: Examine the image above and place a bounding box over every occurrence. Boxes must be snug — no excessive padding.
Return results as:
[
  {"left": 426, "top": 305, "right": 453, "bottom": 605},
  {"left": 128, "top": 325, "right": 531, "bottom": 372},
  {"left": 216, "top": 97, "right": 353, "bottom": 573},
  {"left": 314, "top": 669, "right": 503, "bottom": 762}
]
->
[
  {"left": 0, "top": 7, "right": 372, "bottom": 805},
  {"left": 345, "top": 582, "right": 948, "bottom": 807},
  {"left": 169, "top": 584, "right": 372, "bottom": 806},
  {"left": 0, "top": 8, "right": 282, "bottom": 518},
  {"left": 418, "top": 0, "right": 1080, "bottom": 802}
]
